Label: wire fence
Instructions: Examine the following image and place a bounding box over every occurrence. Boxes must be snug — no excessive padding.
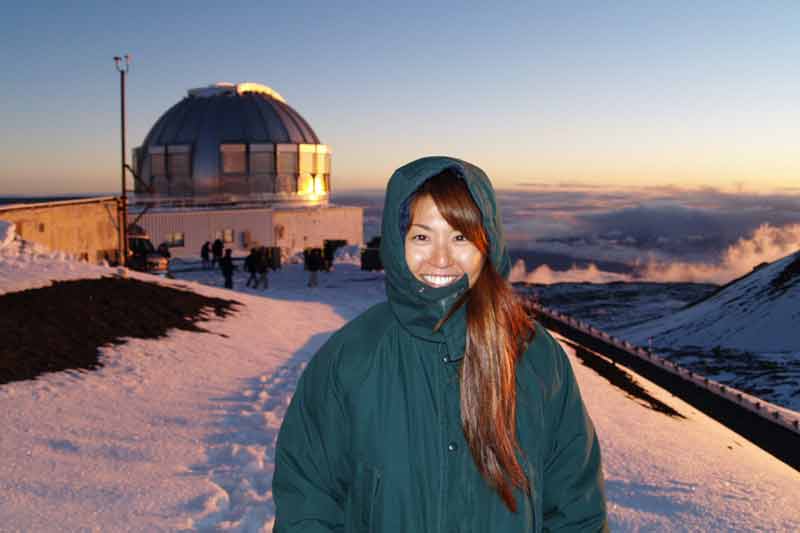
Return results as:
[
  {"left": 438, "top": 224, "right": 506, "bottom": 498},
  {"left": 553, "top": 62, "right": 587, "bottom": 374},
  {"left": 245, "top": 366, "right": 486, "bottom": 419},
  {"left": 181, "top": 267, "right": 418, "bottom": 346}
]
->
[{"left": 528, "top": 300, "right": 800, "bottom": 436}]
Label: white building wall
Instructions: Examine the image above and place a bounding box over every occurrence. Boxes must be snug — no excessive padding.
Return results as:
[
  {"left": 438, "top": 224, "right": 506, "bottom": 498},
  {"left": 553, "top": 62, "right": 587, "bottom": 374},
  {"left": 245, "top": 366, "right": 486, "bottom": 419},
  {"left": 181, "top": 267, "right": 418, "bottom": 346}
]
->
[
  {"left": 129, "top": 205, "right": 362, "bottom": 259},
  {"left": 272, "top": 206, "right": 363, "bottom": 254},
  {"left": 130, "top": 208, "right": 273, "bottom": 258}
]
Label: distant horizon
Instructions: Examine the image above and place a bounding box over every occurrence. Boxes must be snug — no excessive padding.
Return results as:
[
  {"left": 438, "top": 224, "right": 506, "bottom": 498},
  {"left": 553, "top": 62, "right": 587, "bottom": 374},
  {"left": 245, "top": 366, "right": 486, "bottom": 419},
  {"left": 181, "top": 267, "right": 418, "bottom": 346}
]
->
[
  {"left": 3, "top": 186, "right": 799, "bottom": 286},
  {"left": 4, "top": 181, "right": 800, "bottom": 199}
]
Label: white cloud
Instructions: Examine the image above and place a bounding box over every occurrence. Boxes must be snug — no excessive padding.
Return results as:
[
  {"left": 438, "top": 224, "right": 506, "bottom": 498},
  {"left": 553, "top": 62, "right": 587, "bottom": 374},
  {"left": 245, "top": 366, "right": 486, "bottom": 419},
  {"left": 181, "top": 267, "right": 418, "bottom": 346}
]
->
[
  {"left": 510, "top": 224, "right": 800, "bottom": 285},
  {"left": 639, "top": 223, "right": 800, "bottom": 284},
  {"left": 509, "top": 259, "right": 631, "bottom": 284}
]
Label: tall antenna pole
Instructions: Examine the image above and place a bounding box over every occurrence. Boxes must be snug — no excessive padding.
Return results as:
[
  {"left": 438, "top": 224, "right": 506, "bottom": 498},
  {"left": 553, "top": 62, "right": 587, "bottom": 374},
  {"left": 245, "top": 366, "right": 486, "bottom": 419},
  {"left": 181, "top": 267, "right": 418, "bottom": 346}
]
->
[{"left": 114, "top": 54, "right": 131, "bottom": 266}]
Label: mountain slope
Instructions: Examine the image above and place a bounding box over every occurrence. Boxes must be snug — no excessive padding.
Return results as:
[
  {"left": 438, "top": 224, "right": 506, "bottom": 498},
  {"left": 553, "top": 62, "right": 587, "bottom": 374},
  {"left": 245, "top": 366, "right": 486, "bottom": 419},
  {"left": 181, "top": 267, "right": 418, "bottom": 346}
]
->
[{"left": 624, "top": 249, "right": 800, "bottom": 353}]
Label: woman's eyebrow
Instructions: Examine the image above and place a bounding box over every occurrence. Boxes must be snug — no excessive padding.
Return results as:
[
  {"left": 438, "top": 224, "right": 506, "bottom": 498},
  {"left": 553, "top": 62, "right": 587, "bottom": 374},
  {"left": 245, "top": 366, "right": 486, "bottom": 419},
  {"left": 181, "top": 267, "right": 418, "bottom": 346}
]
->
[{"left": 409, "top": 223, "right": 433, "bottom": 231}]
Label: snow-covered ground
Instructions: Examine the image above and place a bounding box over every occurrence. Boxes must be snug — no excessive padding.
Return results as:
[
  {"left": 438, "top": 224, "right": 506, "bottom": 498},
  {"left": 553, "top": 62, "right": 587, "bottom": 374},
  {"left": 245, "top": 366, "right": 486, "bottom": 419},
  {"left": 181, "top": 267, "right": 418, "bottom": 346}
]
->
[
  {"left": 1, "top": 228, "right": 799, "bottom": 531},
  {"left": 624, "top": 250, "right": 800, "bottom": 354}
]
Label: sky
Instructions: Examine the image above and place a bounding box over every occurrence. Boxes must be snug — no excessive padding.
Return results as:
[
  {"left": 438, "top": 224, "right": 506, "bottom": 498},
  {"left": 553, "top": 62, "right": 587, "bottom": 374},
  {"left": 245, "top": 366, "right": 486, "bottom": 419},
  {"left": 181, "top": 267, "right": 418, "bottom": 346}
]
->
[
  {"left": 1, "top": 231, "right": 799, "bottom": 530},
  {"left": 1, "top": 1, "right": 799, "bottom": 196}
]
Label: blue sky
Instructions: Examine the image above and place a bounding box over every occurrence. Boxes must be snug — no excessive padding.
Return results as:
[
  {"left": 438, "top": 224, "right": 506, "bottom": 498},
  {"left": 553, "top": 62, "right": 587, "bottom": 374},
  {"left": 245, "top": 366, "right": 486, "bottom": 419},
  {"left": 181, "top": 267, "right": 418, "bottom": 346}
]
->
[{"left": 1, "top": 1, "right": 799, "bottom": 194}]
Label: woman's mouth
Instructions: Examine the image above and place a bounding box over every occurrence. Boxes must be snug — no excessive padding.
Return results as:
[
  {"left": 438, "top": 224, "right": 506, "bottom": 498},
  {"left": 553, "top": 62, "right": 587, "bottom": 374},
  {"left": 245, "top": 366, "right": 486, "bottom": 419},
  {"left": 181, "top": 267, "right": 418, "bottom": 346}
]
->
[{"left": 421, "top": 274, "right": 461, "bottom": 287}]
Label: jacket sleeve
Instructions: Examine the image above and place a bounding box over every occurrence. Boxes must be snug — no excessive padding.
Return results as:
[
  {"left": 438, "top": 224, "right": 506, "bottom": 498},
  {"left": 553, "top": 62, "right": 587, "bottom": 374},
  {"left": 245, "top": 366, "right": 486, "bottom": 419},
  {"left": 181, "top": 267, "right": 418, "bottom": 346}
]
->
[
  {"left": 541, "top": 337, "right": 608, "bottom": 532},
  {"left": 273, "top": 341, "right": 350, "bottom": 532}
]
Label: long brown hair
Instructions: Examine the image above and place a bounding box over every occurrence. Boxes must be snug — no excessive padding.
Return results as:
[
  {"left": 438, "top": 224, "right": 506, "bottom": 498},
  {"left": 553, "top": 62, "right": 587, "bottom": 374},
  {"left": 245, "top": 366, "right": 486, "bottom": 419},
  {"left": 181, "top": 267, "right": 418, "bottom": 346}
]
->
[{"left": 409, "top": 171, "right": 534, "bottom": 512}]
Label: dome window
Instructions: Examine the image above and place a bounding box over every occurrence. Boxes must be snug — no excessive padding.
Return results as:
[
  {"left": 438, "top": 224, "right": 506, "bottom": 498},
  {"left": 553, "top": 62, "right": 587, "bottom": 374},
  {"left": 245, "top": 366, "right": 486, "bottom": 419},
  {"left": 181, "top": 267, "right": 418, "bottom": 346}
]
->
[
  {"left": 276, "top": 144, "right": 298, "bottom": 193},
  {"left": 167, "top": 145, "right": 191, "bottom": 178},
  {"left": 299, "top": 144, "right": 315, "bottom": 175},
  {"left": 250, "top": 143, "right": 276, "bottom": 194},
  {"left": 148, "top": 146, "right": 168, "bottom": 194},
  {"left": 149, "top": 146, "right": 166, "bottom": 177},
  {"left": 315, "top": 145, "right": 331, "bottom": 175},
  {"left": 221, "top": 144, "right": 247, "bottom": 175},
  {"left": 250, "top": 143, "right": 275, "bottom": 175}
]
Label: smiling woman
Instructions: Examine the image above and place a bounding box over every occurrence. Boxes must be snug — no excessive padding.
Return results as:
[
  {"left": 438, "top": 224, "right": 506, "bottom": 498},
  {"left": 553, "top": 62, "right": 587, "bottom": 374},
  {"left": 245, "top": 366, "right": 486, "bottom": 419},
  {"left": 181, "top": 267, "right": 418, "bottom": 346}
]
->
[
  {"left": 404, "top": 179, "right": 486, "bottom": 289},
  {"left": 273, "top": 157, "right": 607, "bottom": 532}
]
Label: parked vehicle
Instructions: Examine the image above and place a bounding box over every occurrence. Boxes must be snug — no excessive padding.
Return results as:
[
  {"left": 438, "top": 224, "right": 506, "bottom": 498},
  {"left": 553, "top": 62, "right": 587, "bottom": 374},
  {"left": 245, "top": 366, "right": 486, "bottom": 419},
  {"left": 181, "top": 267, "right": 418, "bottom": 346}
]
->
[{"left": 127, "top": 226, "right": 169, "bottom": 273}]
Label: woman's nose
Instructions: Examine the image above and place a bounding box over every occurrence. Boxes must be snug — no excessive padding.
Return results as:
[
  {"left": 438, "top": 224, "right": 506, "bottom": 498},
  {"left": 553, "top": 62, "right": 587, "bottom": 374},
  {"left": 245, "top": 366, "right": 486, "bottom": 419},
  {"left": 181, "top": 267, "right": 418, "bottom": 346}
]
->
[{"left": 431, "top": 243, "right": 451, "bottom": 267}]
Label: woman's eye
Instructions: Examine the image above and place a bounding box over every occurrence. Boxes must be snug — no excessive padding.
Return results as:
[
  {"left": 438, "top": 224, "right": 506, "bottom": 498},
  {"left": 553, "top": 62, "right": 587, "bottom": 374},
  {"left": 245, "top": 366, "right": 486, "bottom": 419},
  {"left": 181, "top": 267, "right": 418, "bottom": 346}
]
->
[
  {"left": 410, "top": 234, "right": 428, "bottom": 241},
  {"left": 454, "top": 234, "right": 467, "bottom": 242}
]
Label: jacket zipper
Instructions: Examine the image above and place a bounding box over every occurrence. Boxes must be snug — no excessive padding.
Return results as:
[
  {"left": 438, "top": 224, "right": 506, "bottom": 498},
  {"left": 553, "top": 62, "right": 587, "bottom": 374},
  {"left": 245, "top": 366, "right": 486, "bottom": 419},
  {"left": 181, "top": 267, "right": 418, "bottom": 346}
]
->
[{"left": 369, "top": 469, "right": 382, "bottom": 532}]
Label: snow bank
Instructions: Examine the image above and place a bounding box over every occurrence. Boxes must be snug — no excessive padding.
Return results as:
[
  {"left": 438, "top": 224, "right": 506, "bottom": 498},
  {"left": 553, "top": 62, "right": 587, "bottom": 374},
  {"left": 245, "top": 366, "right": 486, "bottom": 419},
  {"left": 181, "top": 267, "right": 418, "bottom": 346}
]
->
[
  {"left": 333, "top": 244, "right": 362, "bottom": 266},
  {"left": 0, "top": 222, "right": 112, "bottom": 296},
  {"left": 0, "top": 220, "right": 15, "bottom": 249}
]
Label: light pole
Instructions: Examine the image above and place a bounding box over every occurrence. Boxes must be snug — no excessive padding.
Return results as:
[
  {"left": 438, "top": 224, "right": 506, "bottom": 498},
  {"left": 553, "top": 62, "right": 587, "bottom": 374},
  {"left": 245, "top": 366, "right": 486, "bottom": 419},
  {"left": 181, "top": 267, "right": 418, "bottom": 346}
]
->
[{"left": 114, "top": 54, "right": 130, "bottom": 266}]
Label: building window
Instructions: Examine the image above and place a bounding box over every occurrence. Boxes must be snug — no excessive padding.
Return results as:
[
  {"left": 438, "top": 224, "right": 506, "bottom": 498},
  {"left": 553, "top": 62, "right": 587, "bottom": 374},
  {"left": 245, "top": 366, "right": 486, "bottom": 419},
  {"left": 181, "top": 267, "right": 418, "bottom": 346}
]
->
[
  {"left": 167, "top": 145, "right": 191, "bottom": 178},
  {"left": 213, "top": 229, "right": 234, "bottom": 244},
  {"left": 221, "top": 144, "right": 247, "bottom": 174},
  {"left": 165, "top": 232, "right": 185, "bottom": 247},
  {"left": 276, "top": 144, "right": 298, "bottom": 174},
  {"left": 299, "top": 144, "right": 315, "bottom": 174},
  {"left": 298, "top": 173, "right": 314, "bottom": 195},
  {"left": 276, "top": 174, "right": 297, "bottom": 193},
  {"left": 132, "top": 147, "right": 141, "bottom": 182},
  {"left": 250, "top": 144, "right": 275, "bottom": 175},
  {"left": 150, "top": 146, "right": 166, "bottom": 177},
  {"left": 316, "top": 150, "right": 331, "bottom": 175}
]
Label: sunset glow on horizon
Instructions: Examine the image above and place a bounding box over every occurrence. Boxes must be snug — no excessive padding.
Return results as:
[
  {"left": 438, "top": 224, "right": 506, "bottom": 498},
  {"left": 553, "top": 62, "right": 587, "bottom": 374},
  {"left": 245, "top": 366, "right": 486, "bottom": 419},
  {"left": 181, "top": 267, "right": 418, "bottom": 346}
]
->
[{"left": 1, "top": 2, "right": 798, "bottom": 196}]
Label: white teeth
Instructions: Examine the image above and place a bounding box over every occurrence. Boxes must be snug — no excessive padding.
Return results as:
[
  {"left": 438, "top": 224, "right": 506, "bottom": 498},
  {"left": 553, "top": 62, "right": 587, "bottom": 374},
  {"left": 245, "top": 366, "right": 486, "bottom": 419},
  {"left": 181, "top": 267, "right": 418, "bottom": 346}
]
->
[{"left": 422, "top": 274, "right": 459, "bottom": 287}]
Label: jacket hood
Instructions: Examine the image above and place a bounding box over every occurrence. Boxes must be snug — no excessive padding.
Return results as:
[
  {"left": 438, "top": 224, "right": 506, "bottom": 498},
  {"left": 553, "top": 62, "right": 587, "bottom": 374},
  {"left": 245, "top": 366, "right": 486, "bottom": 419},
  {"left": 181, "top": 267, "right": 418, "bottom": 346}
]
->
[{"left": 379, "top": 156, "right": 510, "bottom": 357}]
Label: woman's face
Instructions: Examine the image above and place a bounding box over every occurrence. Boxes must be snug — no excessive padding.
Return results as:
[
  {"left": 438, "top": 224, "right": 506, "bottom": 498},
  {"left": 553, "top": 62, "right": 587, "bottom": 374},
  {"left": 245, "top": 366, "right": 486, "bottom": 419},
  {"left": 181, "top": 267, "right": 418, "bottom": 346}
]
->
[{"left": 405, "top": 194, "right": 486, "bottom": 289}]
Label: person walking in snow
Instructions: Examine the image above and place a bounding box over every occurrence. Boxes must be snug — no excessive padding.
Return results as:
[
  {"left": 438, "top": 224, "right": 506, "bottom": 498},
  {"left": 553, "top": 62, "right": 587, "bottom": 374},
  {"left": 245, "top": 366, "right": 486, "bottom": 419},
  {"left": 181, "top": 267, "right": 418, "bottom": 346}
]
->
[
  {"left": 254, "top": 247, "right": 270, "bottom": 289},
  {"left": 201, "top": 241, "right": 211, "bottom": 269},
  {"left": 244, "top": 248, "right": 258, "bottom": 288},
  {"left": 211, "top": 239, "right": 224, "bottom": 269},
  {"left": 273, "top": 157, "right": 607, "bottom": 531},
  {"left": 306, "top": 247, "right": 323, "bottom": 287},
  {"left": 219, "top": 248, "right": 236, "bottom": 289}
]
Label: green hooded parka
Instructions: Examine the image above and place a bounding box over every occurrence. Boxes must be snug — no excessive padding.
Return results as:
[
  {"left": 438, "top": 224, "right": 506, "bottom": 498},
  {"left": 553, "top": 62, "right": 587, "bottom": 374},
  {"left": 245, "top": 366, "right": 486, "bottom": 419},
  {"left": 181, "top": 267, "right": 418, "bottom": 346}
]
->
[{"left": 273, "top": 156, "right": 607, "bottom": 532}]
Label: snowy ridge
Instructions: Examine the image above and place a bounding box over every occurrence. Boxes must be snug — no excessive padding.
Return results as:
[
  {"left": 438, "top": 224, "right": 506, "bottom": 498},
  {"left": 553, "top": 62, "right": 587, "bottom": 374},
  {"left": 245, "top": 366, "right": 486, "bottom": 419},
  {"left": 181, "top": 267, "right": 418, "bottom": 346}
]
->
[
  {"left": 530, "top": 301, "right": 800, "bottom": 435},
  {"left": 623, "top": 249, "right": 800, "bottom": 353}
]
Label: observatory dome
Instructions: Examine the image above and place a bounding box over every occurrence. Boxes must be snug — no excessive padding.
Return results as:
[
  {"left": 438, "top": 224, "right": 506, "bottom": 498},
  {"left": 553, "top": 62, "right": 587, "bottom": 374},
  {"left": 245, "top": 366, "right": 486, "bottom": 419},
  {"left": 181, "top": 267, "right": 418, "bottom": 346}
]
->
[{"left": 133, "top": 82, "right": 330, "bottom": 206}]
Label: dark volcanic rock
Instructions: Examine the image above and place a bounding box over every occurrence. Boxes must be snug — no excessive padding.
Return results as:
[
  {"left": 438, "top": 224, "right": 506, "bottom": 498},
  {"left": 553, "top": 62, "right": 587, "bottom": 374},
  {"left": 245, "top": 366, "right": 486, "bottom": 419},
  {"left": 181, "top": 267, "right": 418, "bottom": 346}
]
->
[
  {"left": 771, "top": 251, "right": 800, "bottom": 292},
  {"left": 0, "top": 277, "right": 239, "bottom": 385}
]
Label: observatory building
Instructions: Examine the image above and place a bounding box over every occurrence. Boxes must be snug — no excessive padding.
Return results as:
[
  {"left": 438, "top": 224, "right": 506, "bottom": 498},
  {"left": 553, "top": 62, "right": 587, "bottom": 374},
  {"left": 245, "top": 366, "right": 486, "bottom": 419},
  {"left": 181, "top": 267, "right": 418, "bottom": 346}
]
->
[{"left": 128, "top": 82, "right": 362, "bottom": 258}]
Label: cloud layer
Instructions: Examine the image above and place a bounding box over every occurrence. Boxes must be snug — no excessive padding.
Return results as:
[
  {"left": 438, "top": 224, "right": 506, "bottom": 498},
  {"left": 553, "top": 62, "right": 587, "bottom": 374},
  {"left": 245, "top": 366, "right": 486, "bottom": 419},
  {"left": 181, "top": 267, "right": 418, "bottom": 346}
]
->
[
  {"left": 511, "top": 223, "right": 800, "bottom": 285},
  {"left": 334, "top": 186, "right": 800, "bottom": 284}
]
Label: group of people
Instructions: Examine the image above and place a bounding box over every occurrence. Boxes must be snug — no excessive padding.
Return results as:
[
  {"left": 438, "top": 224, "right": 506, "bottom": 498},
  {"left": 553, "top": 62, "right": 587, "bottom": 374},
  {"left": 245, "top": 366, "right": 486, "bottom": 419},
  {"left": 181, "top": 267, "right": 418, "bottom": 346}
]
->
[
  {"left": 201, "top": 239, "right": 282, "bottom": 290},
  {"left": 200, "top": 237, "right": 329, "bottom": 290},
  {"left": 244, "top": 247, "right": 271, "bottom": 289},
  {"left": 199, "top": 239, "right": 234, "bottom": 289},
  {"left": 200, "top": 239, "right": 224, "bottom": 269}
]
